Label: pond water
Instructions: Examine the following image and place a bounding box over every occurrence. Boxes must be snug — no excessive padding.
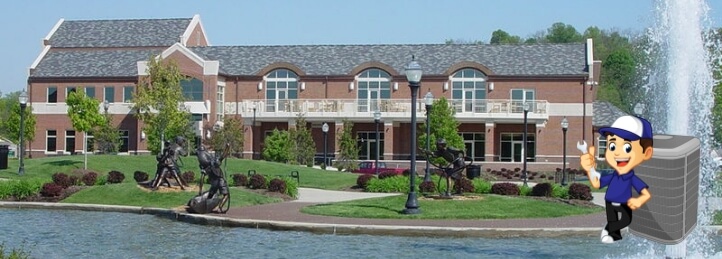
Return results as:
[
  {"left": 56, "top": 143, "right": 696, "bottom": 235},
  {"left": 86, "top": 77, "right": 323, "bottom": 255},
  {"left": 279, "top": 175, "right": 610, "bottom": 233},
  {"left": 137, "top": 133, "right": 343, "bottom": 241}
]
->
[{"left": 2, "top": 209, "right": 722, "bottom": 258}]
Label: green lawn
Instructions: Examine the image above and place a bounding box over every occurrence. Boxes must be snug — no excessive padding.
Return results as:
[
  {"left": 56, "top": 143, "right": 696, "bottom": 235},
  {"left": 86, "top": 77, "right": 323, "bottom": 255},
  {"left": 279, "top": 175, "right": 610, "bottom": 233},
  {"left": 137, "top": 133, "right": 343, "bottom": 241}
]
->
[
  {"left": 0, "top": 155, "right": 358, "bottom": 190},
  {"left": 301, "top": 194, "right": 603, "bottom": 219}
]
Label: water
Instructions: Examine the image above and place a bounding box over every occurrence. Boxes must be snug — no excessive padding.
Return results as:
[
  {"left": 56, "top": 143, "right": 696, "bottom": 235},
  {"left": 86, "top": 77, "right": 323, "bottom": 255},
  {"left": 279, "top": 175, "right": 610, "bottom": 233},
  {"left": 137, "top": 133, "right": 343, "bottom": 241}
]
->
[
  {"left": 640, "top": 0, "right": 720, "bottom": 257},
  {"left": 0, "top": 209, "right": 721, "bottom": 259}
]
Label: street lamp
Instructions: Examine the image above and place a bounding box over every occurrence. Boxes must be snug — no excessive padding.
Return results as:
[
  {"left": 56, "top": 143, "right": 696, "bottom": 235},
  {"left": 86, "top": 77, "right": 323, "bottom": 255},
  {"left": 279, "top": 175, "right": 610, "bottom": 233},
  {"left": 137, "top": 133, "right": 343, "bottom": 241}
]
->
[
  {"left": 373, "top": 110, "right": 381, "bottom": 175},
  {"left": 403, "top": 56, "right": 422, "bottom": 215},
  {"left": 158, "top": 102, "right": 165, "bottom": 152},
  {"left": 522, "top": 101, "right": 530, "bottom": 187},
  {"left": 561, "top": 117, "right": 569, "bottom": 186},
  {"left": 18, "top": 90, "right": 28, "bottom": 176},
  {"left": 423, "top": 91, "right": 434, "bottom": 183},
  {"left": 322, "top": 122, "right": 329, "bottom": 168},
  {"left": 252, "top": 102, "right": 257, "bottom": 160}
]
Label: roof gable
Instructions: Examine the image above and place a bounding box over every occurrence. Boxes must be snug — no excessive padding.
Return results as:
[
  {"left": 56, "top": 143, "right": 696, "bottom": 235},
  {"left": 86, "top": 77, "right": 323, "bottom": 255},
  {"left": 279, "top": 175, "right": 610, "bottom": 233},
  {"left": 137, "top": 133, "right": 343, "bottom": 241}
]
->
[{"left": 48, "top": 18, "right": 192, "bottom": 48}]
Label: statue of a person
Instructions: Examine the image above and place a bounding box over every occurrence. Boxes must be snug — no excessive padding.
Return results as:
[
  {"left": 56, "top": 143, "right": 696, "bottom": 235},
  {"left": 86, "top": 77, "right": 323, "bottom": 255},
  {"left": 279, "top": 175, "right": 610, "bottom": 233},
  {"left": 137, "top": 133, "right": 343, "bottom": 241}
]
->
[
  {"left": 187, "top": 144, "right": 230, "bottom": 214},
  {"left": 151, "top": 136, "right": 189, "bottom": 190},
  {"left": 420, "top": 138, "right": 469, "bottom": 195}
]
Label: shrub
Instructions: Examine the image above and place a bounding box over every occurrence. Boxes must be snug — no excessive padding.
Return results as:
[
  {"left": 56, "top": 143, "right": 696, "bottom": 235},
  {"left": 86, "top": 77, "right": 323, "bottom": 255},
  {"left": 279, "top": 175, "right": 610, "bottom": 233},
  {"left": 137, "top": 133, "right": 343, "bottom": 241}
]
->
[
  {"left": 453, "top": 178, "right": 474, "bottom": 194},
  {"left": 472, "top": 179, "right": 492, "bottom": 194},
  {"left": 568, "top": 183, "right": 593, "bottom": 200},
  {"left": 40, "top": 183, "right": 63, "bottom": 197},
  {"left": 491, "top": 182, "right": 520, "bottom": 196},
  {"left": 356, "top": 174, "right": 375, "bottom": 189},
  {"left": 0, "top": 242, "right": 31, "bottom": 259},
  {"left": 531, "top": 183, "right": 553, "bottom": 197},
  {"left": 552, "top": 185, "right": 569, "bottom": 199},
  {"left": 9, "top": 179, "right": 43, "bottom": 199},
  {"left": 231, "top": 174, "right": 248, "bottom": 187},
  {"left": 282, "top": 177, "right": 299, "bottom": 199},
  {"left": 365, "top": 176, "right": 408, "bottom": 193},
  {"left": 419, "top": 180, "right": 436, "bottom": 193},
  {"left": 107, "top": 171, "right": 125, "bottom": 184},
  {"left": 181, "top": 171, "right": 195, "bottom": 184},
  {"left": 268, "top": 178, "right": 287, "bottom": 193},
  {"left": 68, "top": 175, "right": 80, "bottom": 186},
  {"left": 52, "top": 173, "right": 73, "bottom": 189},
  {"left": 81, "top": 172, "right": 98, "bottom": 186},
  {"left": 96, "top": 175, "right": 107, "bottom": 186},
  {"left": 519, "top": 185, "right": 532, "bottom": 196},
  {"left": 402, "top": 169, "right": 413, "bottom": 177},
  {"left": 378, "top": 171, "right": 397, "bottom": 179},
  {"left": 133, "top": 171, "right": 149, "bottom": 182},
  {"left": 249, "top": 174, "right": 267, "bottom": 189}
]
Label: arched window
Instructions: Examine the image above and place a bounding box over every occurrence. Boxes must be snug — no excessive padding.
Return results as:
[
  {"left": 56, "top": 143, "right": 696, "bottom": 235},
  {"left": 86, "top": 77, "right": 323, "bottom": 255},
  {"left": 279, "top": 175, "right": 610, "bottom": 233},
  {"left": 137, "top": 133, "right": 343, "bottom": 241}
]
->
[
  {"left": 356, "top": 68, "right": 391, "bottom": 112},
  {"left": 451, "top": 68, "right": 487, "bottom": 113},
  {"left": 181, "top": 78, "right": 204, "bottom": 101},
  {"left": 265, "top": 69, "right": 298, "bottom": 112}
]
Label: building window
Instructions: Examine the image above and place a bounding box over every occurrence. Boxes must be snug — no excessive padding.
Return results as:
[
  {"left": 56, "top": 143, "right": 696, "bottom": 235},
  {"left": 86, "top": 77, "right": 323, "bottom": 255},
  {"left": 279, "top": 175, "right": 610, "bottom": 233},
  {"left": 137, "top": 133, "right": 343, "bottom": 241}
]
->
[
  {"left": 500, "top": 133, "right": 535, "bottom": 162},
  {"left": 356, "top": 132, "right": 384, "bottom": 161},
  {"left": 460, "top": 132, "right": 485, "bottom": 161},
  {"left": 265, "top": 69, "right": 298, "bottom": 112},
  {"left": 104, "top": 86, "right": 115, "bottom": 102},
  {"left": 48, "top": 87, "right": 57, "bottom": 103},
  {"left": 597, "top": 135, "right": 607, "bottom": 161},
  {"left": 119, "top": 130, "right": 129, "bottom": 152},
  {"left": 216, "top": 83, "right": 225, "bottom": 121},
  {"left": 356, "top": 69, "right": 391, "bottom": 112},
  {"left": 181, "top": 78, "right": 204, "bottom": 101},
  {"left": 123, "top": 86, "right": 134, "bottom": 103},
  {"left": 510, "top": 89, "right": 535, "bottom": 113},
  {"left": 191, "top": 114, "right": 203, "bottom": 122},
  {"left": 46, "top": 130, "right": 57, "bottom": 152},
  {"left": 451, "top": 68, "right": 487, "bottom": 113},
  {"left": 85, "top": 86, "right": 96, "bottom": 98},
  {"left": 86, "top": 131, "right": 95, "bottom": 153},
  {"left": 65, "top": 130, "right": 75, "bottom": 154},
  {"left": 66, "top": 87, "right": 77, "bottom": 98}
]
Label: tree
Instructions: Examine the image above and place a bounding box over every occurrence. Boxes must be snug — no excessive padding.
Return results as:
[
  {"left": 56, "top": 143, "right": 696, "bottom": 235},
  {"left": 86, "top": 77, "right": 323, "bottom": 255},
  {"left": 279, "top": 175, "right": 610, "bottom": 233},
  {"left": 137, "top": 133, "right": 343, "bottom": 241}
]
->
[
  {"left": 93, "top": 109, "right": 122, "bottom": 154},
  {"left": 288, "top": 113, "right": 316, "bottom": 166},
  {"left": 489, "top": 29, "right": 522, "bottom": 44},
  {"left": 3, "top": 102, "right": 36, "bottom": 155},
  {"left": 0, "top": 91, "right": 20, "bottom": 138},
  {"left": 206, "top": 116, "right": 244, "bottom": 156},
  {"left": 337, "top": 119, "right": 359, "bottom": 171},
  {"left": 444, "top": 38, "right": 484, "bottom": 45},
  {"left": 262, "top": 128, "right": 291, "bottom": 163},
  {"left": 545, "top": 22, "right": 583, "bottom": 43},
  {"left": 66, "top": 88, "right": 105, "bottom": 169},
  {"left": 418, "top": 97, "right": 464, "bottom": 166},
  {"left": 132, "top": 57, "right": 192, "bottom": 155}
]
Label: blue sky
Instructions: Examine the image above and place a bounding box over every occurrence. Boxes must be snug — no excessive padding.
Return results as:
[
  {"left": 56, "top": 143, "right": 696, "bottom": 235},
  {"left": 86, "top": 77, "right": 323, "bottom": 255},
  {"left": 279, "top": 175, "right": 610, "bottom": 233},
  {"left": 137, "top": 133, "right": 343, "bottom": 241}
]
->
[{"left": 2, "top": 0, "right": 721, "bottom": 94}]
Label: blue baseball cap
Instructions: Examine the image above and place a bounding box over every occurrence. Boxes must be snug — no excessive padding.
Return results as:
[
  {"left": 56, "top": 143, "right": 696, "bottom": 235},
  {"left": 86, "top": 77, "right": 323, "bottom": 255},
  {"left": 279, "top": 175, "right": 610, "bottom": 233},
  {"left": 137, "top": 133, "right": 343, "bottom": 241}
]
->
[{"left": 598, "top": 116, "right": 653, "bottom": 141}]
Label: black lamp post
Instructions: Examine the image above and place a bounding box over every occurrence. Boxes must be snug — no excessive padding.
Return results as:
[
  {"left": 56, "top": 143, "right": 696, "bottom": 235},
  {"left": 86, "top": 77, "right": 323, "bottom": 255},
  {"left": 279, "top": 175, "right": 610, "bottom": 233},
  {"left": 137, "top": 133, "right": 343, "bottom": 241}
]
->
[
  {"left": 561, "top": 117, "right": 569, "bottom": 186},
  {"left": 322, "top": 122, "right": 329, "bottom": 168},
  {"left": 158, "top": 102, "right": 165, "bottom": 152},
  {"left": 522, "top": 101, "right": 530, "bottom": 187},
  {"left": 403, "top": 56, "right": 422, "bottom": 215},
  {"left": 18, "top": 90, "right": 28, "bottom": 176},
  {"left": 252, "top": 102, "right": 257, "bottom": 160},
  {"left": 423, "top": 91, "right": 434, "bottom": 183},
  {"left": 374, "top": 110, "right": 381, "bottom": 175}
]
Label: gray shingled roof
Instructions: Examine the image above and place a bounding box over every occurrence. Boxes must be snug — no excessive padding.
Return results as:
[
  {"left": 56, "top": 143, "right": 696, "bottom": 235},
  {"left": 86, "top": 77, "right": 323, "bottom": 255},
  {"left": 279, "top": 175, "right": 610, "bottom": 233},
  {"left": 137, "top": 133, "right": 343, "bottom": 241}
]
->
[
  {"left": 189, "top": 43, "right": 588, "bottom": 76},
  {"left": 49, "top": 18, "right": 191, "bottom": 47},
  {"left": 593, "top": 101, "right": 629, "bottom": 127},
  {"left": 31, "top": 49, "right": 161, "bottom": 77}
]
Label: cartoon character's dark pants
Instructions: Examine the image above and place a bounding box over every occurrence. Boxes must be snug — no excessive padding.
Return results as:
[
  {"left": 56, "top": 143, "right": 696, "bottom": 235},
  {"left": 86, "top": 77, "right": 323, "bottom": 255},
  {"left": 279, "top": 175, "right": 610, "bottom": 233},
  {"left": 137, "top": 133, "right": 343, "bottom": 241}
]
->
[{"left": 605, "top": 201, "right": 633, "bottom": 241}]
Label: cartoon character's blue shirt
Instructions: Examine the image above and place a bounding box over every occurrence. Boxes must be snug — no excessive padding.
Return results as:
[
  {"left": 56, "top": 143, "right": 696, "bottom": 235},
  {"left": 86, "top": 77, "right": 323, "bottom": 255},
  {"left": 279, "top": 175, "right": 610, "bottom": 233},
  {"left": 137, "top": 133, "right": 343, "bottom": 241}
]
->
[{"left": 600, "top": 170, "right": 649, "bottom": 203}]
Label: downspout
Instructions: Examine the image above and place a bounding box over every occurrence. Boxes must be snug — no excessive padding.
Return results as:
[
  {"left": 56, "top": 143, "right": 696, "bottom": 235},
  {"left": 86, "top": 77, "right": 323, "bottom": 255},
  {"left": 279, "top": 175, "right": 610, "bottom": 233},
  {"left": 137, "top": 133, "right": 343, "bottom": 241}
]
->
[
  {"left": 235, "top": 77, "right": 239, "bottom": 118},
  {"left": 583, "top": 81, "right": 586, "bottom": 142}
]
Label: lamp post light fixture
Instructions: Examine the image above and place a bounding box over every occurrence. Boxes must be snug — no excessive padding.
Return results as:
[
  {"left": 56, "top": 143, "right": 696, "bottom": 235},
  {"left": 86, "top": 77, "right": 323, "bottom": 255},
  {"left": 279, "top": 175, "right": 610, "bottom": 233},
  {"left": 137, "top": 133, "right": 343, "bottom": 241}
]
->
[
  {"left": 522, "top": 101, "right": 530, "bottom": 187},
  {"left": 403, "top": 56, "right": 422, "bottom": 215},
  {"left": 18, "top": 90, "right": 28, "bottom": 176},
  {"left": 423, "top": 91, "right": 434, "bottom": 183},
  {"left": 252, "top": 102, "right": 257, "bottom": 160},
  {"left": 322, "top": 122, "right": 329, "bottom": 168},
  {"left": 373, "top": 110, "right": 381, "bottom": 175},
  {"left": 561, "top": 117, "right": 569, "bottom": 186}
]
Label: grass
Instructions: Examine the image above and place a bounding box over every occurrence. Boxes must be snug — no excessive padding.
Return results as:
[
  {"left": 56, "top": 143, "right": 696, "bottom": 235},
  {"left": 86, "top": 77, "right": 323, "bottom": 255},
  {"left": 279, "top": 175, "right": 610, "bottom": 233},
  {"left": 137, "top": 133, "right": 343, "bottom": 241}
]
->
[
  {"left": 301, "top": 194, "right": 603, "bottom": 219},
  {"left": 0, "top": 155, "right": 358, "bottom": 190}
]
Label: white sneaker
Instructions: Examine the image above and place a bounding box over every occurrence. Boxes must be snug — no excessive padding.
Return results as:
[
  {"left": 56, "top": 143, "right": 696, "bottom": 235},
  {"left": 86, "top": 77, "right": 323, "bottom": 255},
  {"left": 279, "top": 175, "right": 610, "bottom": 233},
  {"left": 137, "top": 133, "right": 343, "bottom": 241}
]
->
[
  {"left": 601, "top": 228, "right": 608, "bottom": 239},
  {"left": 601, "top": 235, "right": 614, "bottom": 244}
]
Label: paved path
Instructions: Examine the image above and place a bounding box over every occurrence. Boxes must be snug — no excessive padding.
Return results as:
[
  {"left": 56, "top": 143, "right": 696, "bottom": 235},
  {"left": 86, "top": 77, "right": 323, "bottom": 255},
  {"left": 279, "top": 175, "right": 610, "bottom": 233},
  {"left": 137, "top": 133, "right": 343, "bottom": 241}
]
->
[{"left": 293, "top": 188, "right": 400, "bottom": 203}]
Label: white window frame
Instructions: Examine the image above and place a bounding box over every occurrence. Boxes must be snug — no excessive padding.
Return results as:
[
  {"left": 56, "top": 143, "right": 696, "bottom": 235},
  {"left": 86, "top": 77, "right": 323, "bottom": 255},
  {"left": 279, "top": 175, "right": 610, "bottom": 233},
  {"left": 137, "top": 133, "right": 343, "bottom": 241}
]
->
[
  {"left": 597, "top": 135, "right": 607, "bottom": 161},
  {"left": 356, "top": 69, "right": 391, "bottom": 112},
  {"left": 264, "top": 69, "right": 298, "bottom": 112},
  {"left": 122, "top": 86, "right": 134, "bottom": 103},
  {"left": 451, "top": 68, "right": 487, "bottom": 113},
  {"left": 119, "top": 130, "right": 130, "bottom": 153},
  {"left": 46, "top": 130, "right": 57, "bottom": 153},
  {"left": 47, "top": 86, "right": 58, "bottom": 103},
  {"left": 216, "top": 82, "right": 225, "bottom": 121}
]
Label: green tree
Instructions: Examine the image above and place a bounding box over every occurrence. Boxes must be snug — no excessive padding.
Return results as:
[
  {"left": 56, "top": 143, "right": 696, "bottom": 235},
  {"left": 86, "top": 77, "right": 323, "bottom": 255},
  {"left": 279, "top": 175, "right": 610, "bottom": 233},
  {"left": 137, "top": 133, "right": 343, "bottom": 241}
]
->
[
  {"left": 132, "top": 57, "right": 192, "bottom": 154},
  {"left": 0, "top": 91, "right": 20, "bottom": 138},
  {"left": 66, "top": 88, "right": 105, "bottom": 169},
  {"left": 418, "top": 97, "right": 464, "bottom": 166},
  {"left": 3, "top": 102, "right": 36, "bottom": 156},
  {"left": 262, "top": 128, "right": 291, "bottom": 163},
  {"left": 206, "top": 116, "right": 244, "bottom": 156},
  {"left": 288, "top": 114, "right": 315, "bottom": 166},
  {"left": 93, "top": 109, "right": 122, "bottom": 154},
  {"left": 337, "top": 119, "right": 359, "bottom": 171},
  {"left": 489, "top": 29, "right": 522, "bottom": 44},
  {"left": 545, "top": 22, "right": 583, "bottom": 43},
  {"left": 444, "top": 38, "right": 484, "bottom": 45}
]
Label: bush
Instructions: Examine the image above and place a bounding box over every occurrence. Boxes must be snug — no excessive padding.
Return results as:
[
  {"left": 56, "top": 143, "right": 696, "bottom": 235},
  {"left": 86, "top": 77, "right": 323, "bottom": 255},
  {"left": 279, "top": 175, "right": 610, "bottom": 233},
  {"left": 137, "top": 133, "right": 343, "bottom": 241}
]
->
[
  {"left": 568, "top": 183, "right": 593, "bottom": 200},
  {"left": 249, "top": 174, "right": 267, "bottom": 189},
  {"left": 181, "top": 171, "right": 195, "bottom": 184},
  {"left": 133, "top": 171, "right": 149, "bottom": 182},
  {"left": 231, "top": 174, "right": 248, "bottom": 187},
  {"left": 68, "top": 175, "right": 80, "bottom": 186},
  {"left": 491, "top": 182, "right": 520, "bottom": 196},
  {"left": 552, "top": 184, "right": 569, "bottom": 199},
  {"left": 268, "top": 178, "right": 287, "bottom": 193},
  {"left": 356, "top": 174, "right": 375, "bottom": 189},
  {"left": 40, "top": 183, "right": 64, "bottom": 197},
  {"left": 519, "top": 185, "right": 532, "bottom": 196},
  {"left": 96, "top": 176, "right": 107, "bottom": 186},
  {"left": 282, "top": 177, "right": 299, "bottom": 199},
  {"left": 52, "top": 173, "right": 73, "bottom": 189},
  {"left": 0, "top": 242, "right": 31, "bottom": 259},
  {"left": 419, "top": 180, "right": 436, "bottom": 193},
  {"left": 365, "top": 176, "right": 408, "bottom": 193},
  {"left": 107, "top": 171, "right": 125, "bottom": 184},
  {"left": 531, "top": 183, "right": 553, "bottom": 197},
  {"left": 81, "top": 172, "right": 98, "bottom": 186},
  {"left": 378, "top": 171, "right": 397, "bottom": 179},
  {"left": 8, "top": 179, "right": 43, "bottom": 199},
  {"left": 472, "top": 179, "right": 492, "bottom": 194},
  {"left": 453, "top": 178, "right": 474, "bottom": 194}
]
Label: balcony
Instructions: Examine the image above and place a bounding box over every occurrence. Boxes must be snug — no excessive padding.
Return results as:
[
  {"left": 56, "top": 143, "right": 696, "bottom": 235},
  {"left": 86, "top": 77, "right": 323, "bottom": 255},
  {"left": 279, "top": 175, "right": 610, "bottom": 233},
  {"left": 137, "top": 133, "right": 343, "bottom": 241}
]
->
[{"left": 228, "top": 99, "right": 549, "bottom": 122}]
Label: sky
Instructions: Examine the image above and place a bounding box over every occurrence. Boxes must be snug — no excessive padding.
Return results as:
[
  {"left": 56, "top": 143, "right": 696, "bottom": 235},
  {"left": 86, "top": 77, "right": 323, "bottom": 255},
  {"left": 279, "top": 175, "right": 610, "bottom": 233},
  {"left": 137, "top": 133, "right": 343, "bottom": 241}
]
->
[{"left": 2, "top": 0, "right": 721, "bottom": 95}]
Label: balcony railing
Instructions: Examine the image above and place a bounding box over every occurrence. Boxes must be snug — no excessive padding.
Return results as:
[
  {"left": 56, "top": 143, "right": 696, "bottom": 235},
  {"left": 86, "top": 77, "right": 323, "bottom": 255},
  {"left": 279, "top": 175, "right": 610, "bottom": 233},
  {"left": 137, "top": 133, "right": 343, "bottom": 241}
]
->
[{"left": 229, "top": 99, "right": 549, "bottom": 120}]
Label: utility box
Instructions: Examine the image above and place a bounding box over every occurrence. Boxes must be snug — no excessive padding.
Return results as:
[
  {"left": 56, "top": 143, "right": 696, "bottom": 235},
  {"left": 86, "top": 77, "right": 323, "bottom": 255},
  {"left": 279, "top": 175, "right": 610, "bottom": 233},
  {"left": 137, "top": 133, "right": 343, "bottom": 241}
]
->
[{"left": 629, "top": 134, "right": 699, "bottom": 245}]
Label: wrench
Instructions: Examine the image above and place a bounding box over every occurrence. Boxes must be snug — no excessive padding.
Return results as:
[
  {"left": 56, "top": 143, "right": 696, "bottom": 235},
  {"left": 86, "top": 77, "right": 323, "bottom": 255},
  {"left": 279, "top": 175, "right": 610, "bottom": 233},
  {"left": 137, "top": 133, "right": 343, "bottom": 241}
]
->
[{"left": 577, "top": 141, "right": 601, "bottom": 180}]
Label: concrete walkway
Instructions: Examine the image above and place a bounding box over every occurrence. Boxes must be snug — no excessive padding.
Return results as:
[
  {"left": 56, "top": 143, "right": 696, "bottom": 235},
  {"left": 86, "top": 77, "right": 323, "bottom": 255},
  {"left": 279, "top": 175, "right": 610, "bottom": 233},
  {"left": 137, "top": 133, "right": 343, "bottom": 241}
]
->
[{"left": 294, "top": 188, "right": 400, "bottom": 203}]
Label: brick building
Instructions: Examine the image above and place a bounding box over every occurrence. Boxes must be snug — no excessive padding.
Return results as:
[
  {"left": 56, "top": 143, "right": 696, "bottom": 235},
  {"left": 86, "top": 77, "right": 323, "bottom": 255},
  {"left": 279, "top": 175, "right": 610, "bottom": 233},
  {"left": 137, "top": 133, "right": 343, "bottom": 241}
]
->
[{"left": 26, "top": 15, "right": 602, "bottom": 171}]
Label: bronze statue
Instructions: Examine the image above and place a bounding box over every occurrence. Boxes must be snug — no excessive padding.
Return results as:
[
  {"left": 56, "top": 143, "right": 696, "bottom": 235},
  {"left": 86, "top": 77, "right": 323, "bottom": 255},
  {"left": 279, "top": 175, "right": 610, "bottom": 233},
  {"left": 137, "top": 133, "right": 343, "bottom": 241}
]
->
[
  {"left": 187, "top": 143, "right": 231, "bottom": 214},
  {"left": 420, "top": 138, "right": 471, "bottom": 196},
  {"left": 150, "top": 136, "right": 189, "bottom": 190}
]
